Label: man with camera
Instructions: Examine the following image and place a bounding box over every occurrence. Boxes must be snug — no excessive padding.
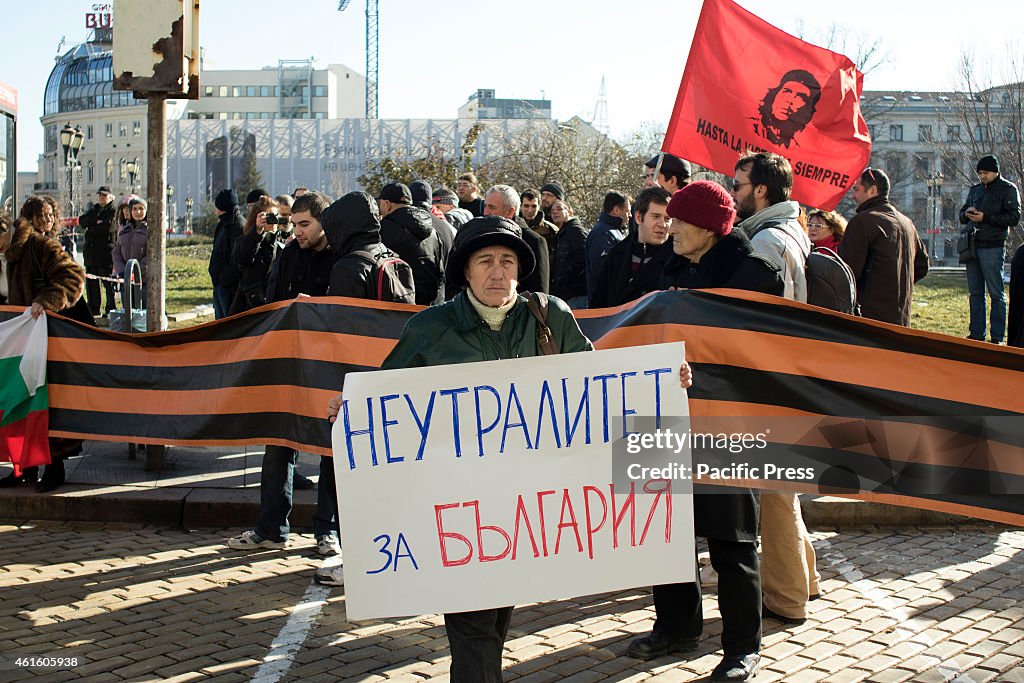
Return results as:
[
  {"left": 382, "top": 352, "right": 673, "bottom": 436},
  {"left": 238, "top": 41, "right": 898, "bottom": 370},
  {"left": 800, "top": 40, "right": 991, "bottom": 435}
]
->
[{"left": 228, "top": 191, "right": 342, "bottom": 556}]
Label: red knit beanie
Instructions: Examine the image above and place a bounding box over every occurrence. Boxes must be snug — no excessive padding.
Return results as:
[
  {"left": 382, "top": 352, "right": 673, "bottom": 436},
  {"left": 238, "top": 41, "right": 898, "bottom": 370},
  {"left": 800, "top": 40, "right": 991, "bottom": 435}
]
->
[{"left": 666, "top": 180, "right": 735, "bottom": 236}]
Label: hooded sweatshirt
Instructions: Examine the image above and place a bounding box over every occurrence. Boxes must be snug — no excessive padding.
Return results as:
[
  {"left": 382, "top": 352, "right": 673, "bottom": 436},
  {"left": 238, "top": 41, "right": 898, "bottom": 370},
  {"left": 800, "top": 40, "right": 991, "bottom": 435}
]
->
[
  {"left": 738, "top": 200, "right": 810, "bottom": 302},
  {"left": 321, "top": 191, "right": 409, "bottom": 300},
  {"left": 379, "top": 204, "right": 447, "bottom": 305}
]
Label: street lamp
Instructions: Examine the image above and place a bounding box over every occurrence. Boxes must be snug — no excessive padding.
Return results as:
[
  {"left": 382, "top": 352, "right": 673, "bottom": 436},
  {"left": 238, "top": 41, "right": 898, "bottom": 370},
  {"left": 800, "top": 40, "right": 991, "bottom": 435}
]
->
[
  {"left": 185, "top": 195, "right": 194, "bottom": 235},
  {"left": 166, "top": 184, "right": 175, "bottom": 233},
  {"left": 925, "top": 172, "right": 944, "bottom": 260},
  {"left": 59, "top": 122, "right": 85, "bottom": 218},
  {"left": 126, "top": 158, "right": 139, "bottom": 194}
]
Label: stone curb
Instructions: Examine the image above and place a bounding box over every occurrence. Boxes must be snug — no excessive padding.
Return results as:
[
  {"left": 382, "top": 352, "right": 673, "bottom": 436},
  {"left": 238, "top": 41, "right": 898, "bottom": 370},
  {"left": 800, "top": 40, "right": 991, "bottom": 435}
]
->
[{"left": 0, "top": 486, "right": 995, "bottom": 529}]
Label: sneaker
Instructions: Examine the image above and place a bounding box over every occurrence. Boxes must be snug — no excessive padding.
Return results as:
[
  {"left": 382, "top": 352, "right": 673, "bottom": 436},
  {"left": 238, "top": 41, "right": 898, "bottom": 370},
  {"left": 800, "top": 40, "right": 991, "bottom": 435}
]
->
[
  {"left": 700, "top": 562, "right": 719, "bottom": 587},
  {"left": 227, "top": 530, "right": 286, "bottom": 550},
  {"left": 313, "top": 565, "right": 346, "bottom": 589},
  {"left": 316, "top": 535, "right": 342, "bottom": 556}
]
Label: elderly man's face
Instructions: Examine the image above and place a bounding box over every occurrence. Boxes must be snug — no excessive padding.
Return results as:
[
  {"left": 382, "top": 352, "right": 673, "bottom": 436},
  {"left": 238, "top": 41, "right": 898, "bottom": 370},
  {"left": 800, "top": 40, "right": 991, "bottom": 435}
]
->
[
  {"left": 772, "top": 80, "right": 812, "bottom": 122},
  {"left": 98, "top": 192, "right": 113, "bottom": 206},
  {"left": 540, "top": 191, "right": 558, "bottom": 210},
  {"left": 465, "top": 246, "right": 519, "bottom": 307},
  {"left": 483, "top": 191, "right": 515, "bottom": 220}
]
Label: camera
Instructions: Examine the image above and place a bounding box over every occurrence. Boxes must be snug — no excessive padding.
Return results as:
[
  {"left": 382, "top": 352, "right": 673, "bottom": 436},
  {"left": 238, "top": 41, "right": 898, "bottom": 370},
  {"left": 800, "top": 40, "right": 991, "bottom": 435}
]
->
[{"left": 265, "top": 213, "right": 290, "bottom": 225}]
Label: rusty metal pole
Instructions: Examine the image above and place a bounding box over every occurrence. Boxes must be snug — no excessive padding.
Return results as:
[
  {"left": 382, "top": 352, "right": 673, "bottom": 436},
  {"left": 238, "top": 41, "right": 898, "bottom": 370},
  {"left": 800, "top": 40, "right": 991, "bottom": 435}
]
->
[{"left": 145, "top": 94, "right": 167, "bottom": 471}]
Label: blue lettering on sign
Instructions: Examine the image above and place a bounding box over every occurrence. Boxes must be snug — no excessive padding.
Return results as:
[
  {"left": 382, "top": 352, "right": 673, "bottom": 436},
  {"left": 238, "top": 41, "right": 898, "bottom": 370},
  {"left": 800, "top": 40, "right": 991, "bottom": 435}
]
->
[
  {"left": 593, "top": 374, "right": 616, "bottom": 443},
  {"left": 366, "top": 532, "right": 420, "bottom": 573},
  {"left": 620, "top": 372, "right": 638, "bottom": 438},
  {"left": 404, "top": 392, "right": 437, "bottom": 461},
  {"left": 474, "top": 385, "right": 501, "bottom": 457},
  {"left": 379, "top": 394, "right": 403, "bottom": 463},
  {"left": 534, "top": 379, "right": 562, "bottom": 450},
  {"left": 439, "top": 387, "right": 470, "bottom": 457},
  {"left": 501, "top": 383, "right": 532, "bottom": 452},
  {"left": 562, "top": 377, "right": 591, "bottom": 447},
  {"left": 644, "top": 367, "right": 674, "bottom": 428},
  {"left": 343, "top": 397, "right": 377, "bottom": 469}
]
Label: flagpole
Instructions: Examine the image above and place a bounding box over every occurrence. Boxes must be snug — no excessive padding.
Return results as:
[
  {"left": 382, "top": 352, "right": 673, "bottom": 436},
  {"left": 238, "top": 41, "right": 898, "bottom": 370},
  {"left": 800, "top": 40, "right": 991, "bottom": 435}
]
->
[{"left": 653, "top": 151, "right": 665, "bottom": 186}]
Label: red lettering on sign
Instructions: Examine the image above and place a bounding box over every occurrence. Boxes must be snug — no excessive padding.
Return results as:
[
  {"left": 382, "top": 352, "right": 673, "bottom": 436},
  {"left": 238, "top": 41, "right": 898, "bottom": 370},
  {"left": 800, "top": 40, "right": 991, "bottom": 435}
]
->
[
  {"left": 435, "top": 502, "right": 473, "bottom": 567},
  {"left": 465, "top": 500, "right": 511, "bottom": 562},
  {"left": 554, "top": 488, "right": 583, "bottom": 555},
  {"left": 583, "top": 486, "right": 608, "bottom": 560}
]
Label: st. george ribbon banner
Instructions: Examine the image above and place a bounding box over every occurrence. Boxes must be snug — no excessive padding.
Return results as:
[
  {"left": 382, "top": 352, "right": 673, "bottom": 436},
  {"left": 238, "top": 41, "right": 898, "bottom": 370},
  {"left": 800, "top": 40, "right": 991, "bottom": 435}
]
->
[
  {"left": 663, "top": 0, "right": 871, "bottom": 210},
  {"left": 1, "top": 287, "right": 1022, "bottom": 527},
  {"left": 332, "top": 343, "right": 695, "bottom": 619}
]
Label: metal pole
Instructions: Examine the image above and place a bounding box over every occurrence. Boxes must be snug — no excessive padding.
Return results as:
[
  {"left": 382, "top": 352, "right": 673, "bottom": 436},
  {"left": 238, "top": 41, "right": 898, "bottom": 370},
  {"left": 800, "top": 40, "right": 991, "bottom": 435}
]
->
[{"left": 144, "top": 95, "right": 167, "bottom": 472}]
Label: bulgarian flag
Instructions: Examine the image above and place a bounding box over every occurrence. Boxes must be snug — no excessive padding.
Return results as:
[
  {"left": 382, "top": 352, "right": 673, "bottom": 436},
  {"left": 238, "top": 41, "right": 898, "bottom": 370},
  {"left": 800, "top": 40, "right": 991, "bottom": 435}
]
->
[{"left": 0, "top": 309, "right": 51, "bottom": 475}]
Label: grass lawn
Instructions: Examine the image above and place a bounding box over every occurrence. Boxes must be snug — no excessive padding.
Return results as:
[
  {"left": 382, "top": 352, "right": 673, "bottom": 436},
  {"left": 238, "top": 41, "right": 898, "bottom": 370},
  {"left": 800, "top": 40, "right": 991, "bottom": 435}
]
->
[{"left": 162, "top": 247, "right": 1000, "bottom": 340}]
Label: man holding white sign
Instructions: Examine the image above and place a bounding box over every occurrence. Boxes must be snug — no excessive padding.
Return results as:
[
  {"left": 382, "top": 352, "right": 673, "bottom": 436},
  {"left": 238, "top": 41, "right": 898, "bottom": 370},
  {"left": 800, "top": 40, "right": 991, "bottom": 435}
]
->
[{"left": 327, "top": 215, "right": 694, "bottom": 682}]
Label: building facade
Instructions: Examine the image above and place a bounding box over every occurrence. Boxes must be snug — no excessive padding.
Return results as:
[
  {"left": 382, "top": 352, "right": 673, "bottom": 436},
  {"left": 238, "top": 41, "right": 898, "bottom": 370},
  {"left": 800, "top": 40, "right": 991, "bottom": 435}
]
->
[
  {"left": 860, "top": 86, "right": 1024, "bottom": 262},
  {"left": 39, "top": 33, "right": 557, "bottom": 226}
]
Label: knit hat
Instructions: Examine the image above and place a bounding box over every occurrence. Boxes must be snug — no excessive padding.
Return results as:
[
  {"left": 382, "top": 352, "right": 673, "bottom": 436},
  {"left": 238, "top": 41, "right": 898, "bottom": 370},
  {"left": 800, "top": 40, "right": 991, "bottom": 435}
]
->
[
  {"left": 409, "top": 180, "right": 432, "bottom": 205},
  {"left": 432, "top": 187, "right": 459, "bottom": 206},
  {"left": 378, "top": 182, "right": 412, "bottom": 205},
  {"left": 445, "top": 215, "right": 536, "bottom": 290},
  {"left": 215, "top": 189, "right": 238, "bottom": 212},
  {"left": 120, "top": 193, "right": 140, "bottom": 207},
  {"left": 976, "top": 155, "right": 999, "bottom": 173},
  {"left": 666, "top": 180, "right": 735, "bottom": 236},
  {"left": 540, "top": 182, "right": 565, "bottom": 200},
  {"left": 246, "top": 188, "right": 268, "bottom": 204},
  {"left": 128, "top": 196, "right": 148, "bottom": 215}
]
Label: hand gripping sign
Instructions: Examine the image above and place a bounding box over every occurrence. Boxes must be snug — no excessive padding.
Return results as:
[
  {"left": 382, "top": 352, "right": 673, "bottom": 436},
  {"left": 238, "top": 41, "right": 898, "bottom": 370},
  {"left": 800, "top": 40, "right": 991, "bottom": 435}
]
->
[{"left": 332, "top": 342, "right": 695, "bottom": 619}]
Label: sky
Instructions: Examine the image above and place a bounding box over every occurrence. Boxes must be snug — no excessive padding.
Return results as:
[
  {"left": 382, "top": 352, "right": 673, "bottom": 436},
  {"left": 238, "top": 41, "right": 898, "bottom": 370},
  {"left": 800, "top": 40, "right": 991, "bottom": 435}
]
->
[{"left": 5, "top": 0, "right": 1024, "bottom": 172}]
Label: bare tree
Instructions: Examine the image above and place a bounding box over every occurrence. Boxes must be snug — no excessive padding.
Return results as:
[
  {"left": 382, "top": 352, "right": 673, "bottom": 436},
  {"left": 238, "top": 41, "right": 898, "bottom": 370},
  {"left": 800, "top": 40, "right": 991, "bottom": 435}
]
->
[{"left": 934, "top": 47, "right": 1024, "bottom": 248}]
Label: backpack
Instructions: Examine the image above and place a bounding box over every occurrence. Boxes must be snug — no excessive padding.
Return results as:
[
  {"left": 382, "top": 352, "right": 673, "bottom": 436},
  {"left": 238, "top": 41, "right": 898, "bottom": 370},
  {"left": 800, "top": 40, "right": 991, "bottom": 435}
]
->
[
  {"left": 751, "top": 221, "right": 859, "bottom": 315},
  {"left": 353, "top": 247, "right": 416, "bottom": 304},
  {"left": 805, "top": 246, "right": 859, "bottom": 315}
]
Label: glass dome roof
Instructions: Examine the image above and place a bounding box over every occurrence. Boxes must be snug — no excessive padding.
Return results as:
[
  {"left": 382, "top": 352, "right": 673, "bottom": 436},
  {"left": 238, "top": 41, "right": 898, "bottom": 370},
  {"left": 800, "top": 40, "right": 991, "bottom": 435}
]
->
[{"left": 44, "top": 41, "right": 140, "bottom": 116}]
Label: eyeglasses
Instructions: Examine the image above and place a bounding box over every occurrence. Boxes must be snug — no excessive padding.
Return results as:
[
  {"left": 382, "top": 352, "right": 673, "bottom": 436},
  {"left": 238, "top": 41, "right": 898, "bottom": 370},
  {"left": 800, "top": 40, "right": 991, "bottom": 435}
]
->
[
  {"left": 732, "top": 181, "right": 752, "bottom": 192},
  {"left": 807, "top": 222, "right": 826, "bottom": 229}
]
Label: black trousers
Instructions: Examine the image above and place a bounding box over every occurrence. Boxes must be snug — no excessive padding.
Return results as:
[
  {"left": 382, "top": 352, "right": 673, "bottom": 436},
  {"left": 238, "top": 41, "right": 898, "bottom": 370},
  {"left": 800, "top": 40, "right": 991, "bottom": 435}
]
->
[
  {"left": 445, "top": 606, "right": 514, "bottom": 683},
  {"left": 85, "top": 264, "right": 116, "bottom": 315},
  {"left": 652, "top": 538, "right": 761, "bottom": 656}
]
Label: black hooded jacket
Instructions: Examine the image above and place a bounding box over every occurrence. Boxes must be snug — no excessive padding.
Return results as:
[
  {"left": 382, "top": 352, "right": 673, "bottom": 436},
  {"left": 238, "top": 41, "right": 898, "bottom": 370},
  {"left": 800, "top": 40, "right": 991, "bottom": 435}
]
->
[
  {"left": 589, "top": 235, "right": 675, "bottom": 308},
  {"left": 551, "top": 217, "right": 589, "bottom": 301},
  {"left": 321, "top": 192, "right": 407, "bottom": 299},
  {"left": 209, "top": 208, "right": 244, "bottom": 288},
  {"left": 380, "top": 204, "right": 447, "bottom": 305},
  {"left": 660, "top": 228, "right": 784, "bottom": 295}
]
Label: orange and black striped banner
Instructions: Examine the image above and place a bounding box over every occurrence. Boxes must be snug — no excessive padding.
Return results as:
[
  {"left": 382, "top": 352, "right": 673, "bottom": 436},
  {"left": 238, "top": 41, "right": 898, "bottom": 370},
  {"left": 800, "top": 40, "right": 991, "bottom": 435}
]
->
[{"left": 2, "top": 289, "right": 1021, "bottom": 526}]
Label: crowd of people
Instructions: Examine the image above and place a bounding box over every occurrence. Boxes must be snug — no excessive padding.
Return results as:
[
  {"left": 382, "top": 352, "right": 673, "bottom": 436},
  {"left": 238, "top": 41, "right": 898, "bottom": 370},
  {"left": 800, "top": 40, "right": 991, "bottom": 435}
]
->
[{"left": 1, "top": 147, "right": 1022, "bottom": 681}]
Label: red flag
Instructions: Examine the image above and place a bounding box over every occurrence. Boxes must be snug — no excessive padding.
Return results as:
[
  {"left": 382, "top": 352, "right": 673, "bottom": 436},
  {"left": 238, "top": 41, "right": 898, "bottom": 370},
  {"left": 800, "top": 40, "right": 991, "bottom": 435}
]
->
[{"left": 663, "top": 0, "right": 871, "bottom": 210}]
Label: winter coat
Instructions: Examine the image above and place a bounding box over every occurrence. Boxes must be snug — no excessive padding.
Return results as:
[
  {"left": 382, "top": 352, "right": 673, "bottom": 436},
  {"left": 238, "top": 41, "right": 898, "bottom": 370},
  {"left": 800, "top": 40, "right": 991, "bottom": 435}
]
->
[
  {"left": 380, "top": 205, "right": 447, "bottom": 305},
  {"left": 660, "top": 228, "right": 784, "bottom": 295},
  {"left": 228, "top": 227, "right": 283, "bottom": 314},
  {"left": 414, "top": 200, "right": 456, "bottom": 254},
  {"left": 515, "top": 217, "right": 550, "bottom": 295},
  {"left": 458, "top": 196, "right": 485, "bottom": 218},
  {"left": 442, "top": 207, "right": 472, "bottom": 232},
  {"left": 551, "top": 217, "right": 589, "bottom": 301},
  {"left": 382, "top": 290, "right": 592, "bottom": 370},
  {"left": 840, "top": 195, "right": 929, "bottom": 326},
  {"left": 661, "top": 227, "right": 781, "bottom": 543},
  {"left": 525, "top": 211, "right": 559, "bottom": 266},
  {"left": 738, "top": 200, "right": 810, "bottom": 302},
  {"left": 585, "top": 212, "right": 626, "bottom": 298},
  {"left": 209, "top": 208, "right": 244, "bottom": 288},
  {"left": 3, "top": 218, "right": 85, "bottom": 312},
  {"left": 112, "top": 221, "right": 149, "bottom": 282},
  {"left": 321, "top": 191, "right": 408, "bottom": 300},
  {"left": 79, "top": 201, "right": 118, "bottom": 270},
  {"left": 266, "top": 239, "right": 336, "bottom": 303},
  {"left": 589, "top": 235, "right": 675, "bottom": 308},
  {"left": 959, "top": 175, "right": 1021, "bottom": 247}
]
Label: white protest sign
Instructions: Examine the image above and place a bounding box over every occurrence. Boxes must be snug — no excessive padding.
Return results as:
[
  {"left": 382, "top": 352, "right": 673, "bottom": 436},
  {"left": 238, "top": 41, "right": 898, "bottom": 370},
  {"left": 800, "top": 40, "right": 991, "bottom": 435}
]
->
[{"left": 333, "top": 342, "right": 694, "bottom": 620}]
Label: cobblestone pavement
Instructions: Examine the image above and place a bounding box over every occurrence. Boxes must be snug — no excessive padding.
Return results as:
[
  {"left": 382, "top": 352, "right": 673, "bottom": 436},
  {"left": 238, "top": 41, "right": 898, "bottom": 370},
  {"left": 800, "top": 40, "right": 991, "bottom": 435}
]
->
[{"left": 1, "top": 521, "right": 1021, "bottom": 682}]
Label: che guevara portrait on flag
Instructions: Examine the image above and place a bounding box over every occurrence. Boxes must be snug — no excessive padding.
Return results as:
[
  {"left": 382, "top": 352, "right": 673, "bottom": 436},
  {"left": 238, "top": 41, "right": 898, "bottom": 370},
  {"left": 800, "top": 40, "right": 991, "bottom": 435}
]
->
[{"left": 751, "top": 69, "right": 822, "bottom": 149}]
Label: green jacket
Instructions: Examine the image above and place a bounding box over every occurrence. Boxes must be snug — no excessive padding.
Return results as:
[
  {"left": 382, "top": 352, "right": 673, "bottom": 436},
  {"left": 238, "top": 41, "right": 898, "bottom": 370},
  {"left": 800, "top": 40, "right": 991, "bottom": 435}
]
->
[{"left": 382, "top": 291, "right": 593, "bottom": 370}]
